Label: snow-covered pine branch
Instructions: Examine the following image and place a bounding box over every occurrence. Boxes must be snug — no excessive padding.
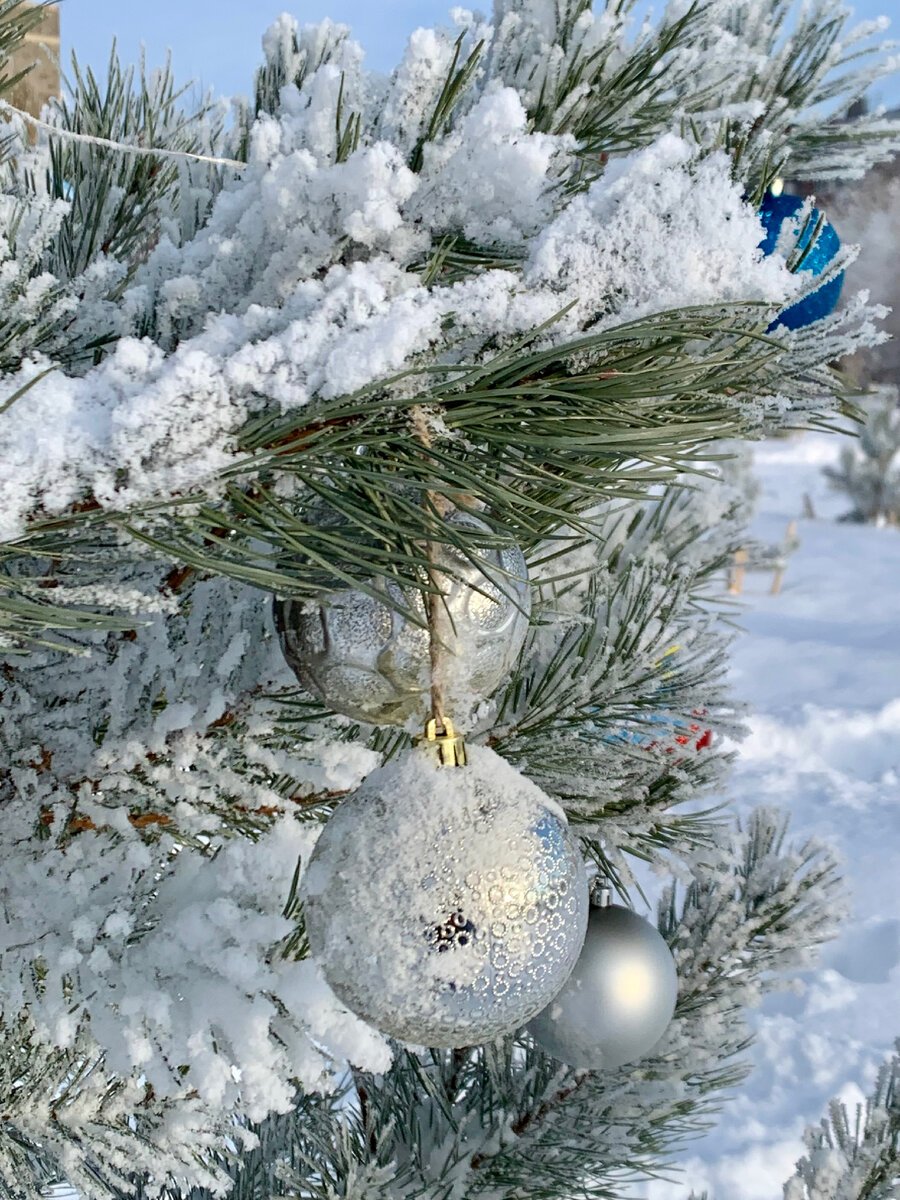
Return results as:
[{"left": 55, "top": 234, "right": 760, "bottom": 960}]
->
[
  {"left": 0, "top": 0, "right": 894, "bottom": 645},
  {"left": 784, "top": 1041, "right": 900, "bottom": 1199},
  {"left": 0, "top": 0, "right": 895, "bottom": 1193},
  {"left": 118, "top": 809, "right": 843, "bottom": 1200}
]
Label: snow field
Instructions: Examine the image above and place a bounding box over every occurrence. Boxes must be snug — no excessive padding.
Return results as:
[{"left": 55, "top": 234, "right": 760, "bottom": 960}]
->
[{"left": 643, "top": 430, "right": 900, "bottom": 1198}]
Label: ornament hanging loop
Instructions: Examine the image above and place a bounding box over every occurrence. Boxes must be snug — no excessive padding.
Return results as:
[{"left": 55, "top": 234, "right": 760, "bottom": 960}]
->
[
  {"left": 420, "top": 716, "right": 467, "bottom": 768},
  {"left": 411, "top": 404, "right": 456, "bottom": 729},
  {"left": 589, "top": 875, "right": 612, "bottom": 909}
]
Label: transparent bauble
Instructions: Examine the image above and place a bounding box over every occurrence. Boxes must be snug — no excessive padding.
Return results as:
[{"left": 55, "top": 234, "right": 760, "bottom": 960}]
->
[
  {"left": 274, "top": 513, "right": 531, "bottom": 727},
  {"left": 527, "top": 903, "right": 678, "bottom": 1069},
  {"left": 302, "top": 744, "right": 589, "bottom": 1048}
]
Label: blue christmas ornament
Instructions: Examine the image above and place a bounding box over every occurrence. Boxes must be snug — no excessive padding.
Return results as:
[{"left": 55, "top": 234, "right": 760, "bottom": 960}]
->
[{"left": 758, "top": 188, "right": 843, "bottom": 331}]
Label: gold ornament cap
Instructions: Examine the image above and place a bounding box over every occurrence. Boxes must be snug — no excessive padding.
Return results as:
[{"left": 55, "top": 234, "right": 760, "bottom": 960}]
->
[{"left": 419, "top": 716, "right": 467, "bottom": 767}]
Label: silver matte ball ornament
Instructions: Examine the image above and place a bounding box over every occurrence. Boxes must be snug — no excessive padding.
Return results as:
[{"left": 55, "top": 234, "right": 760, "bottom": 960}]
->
[
  {"left": 527, "top": 901, "right": 678, "bottom": 1069},
  {"left": 302, "top": 743, "right": 589, "bottom": 1047},
  {"left": 274, "top": 514, "right": 531, "bottom": 727}
]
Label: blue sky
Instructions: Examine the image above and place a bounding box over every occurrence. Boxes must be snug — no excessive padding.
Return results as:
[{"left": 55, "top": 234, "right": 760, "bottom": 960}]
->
[{"left": 61, "top": 0, "right": 900, "bottom": 108}]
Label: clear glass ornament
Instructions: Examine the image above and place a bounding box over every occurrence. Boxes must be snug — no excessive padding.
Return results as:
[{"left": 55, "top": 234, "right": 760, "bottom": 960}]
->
[
  {"left": 527, "top": 901, "right": 678, "bottom": 1069},
  {"left": 275, "top": 514, "right": 530, "bottom": 727},
  {"left": 302, "top": 743, "right": 589, "bottom": 1048}
]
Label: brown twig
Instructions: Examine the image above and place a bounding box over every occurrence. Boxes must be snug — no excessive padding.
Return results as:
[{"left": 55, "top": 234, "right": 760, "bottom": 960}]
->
[
  {"left": 161, "top": 564, "right": 195, "bottom": 594},
  {"left": 355, "top": 1080, "right": 378, "bottom": 1156},
  {"left": 470, "top": 1075, "right": 588, "bottom": 1170},
  {"left": 40, "top": 808, "right": 171, "bottom": 835},
  {"left": 411, "top": 405, "right": 455, "bottom": 731}
]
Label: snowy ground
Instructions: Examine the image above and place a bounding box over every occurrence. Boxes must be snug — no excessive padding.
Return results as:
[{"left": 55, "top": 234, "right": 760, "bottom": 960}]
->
[{"left": 643, "top": 430, "right": 900, "bottom": 1198}]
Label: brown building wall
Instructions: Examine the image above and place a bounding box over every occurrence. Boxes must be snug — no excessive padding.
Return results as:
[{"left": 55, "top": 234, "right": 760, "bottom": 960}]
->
[{"left": 8, "top": 3, "right": 60, "bottom": 120}]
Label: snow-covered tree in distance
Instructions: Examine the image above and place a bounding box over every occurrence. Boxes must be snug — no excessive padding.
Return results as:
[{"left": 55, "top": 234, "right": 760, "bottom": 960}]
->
[
  {"left": 0, "top": 0, "right": 897, "bottom": 1195},
  {"left": 689, "top": 1043, "right": 900, "bottom": 1198},
  {"left": 783, "top": 1042, "right": 900, "bottom": 1200},
  {"left": 825, "top": 385, "right": 900, "bottom": 525}
]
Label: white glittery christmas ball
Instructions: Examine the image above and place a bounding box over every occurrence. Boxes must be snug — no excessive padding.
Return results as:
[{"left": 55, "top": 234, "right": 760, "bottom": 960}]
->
[
  {"left": 274, "top": 514, "right": 531, "bottom": 727},
  {"left": 302, "top": 745, "right": 589, "bottom": 1047},
  {"left": 527, "top": 903, "right": 678, "bottom": 1069}
]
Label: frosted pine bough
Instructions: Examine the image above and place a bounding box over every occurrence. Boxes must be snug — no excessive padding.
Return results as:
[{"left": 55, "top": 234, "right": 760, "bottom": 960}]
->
[
  {"left": 0, "top": 0, "right": 896, "bottom": 1195},
  {"left": 0, "top": 129, "right": 798, "bottom": 539}
]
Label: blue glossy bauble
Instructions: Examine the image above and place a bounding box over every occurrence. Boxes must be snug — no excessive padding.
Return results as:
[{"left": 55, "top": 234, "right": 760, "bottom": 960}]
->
[{"left": 758, "top": 191, "right": 843, "bottom": 330}]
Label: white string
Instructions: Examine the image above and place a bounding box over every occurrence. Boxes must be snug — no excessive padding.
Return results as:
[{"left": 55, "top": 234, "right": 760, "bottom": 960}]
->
[{"left": 0, "top": 99, "right": 249, "bottom": 171}]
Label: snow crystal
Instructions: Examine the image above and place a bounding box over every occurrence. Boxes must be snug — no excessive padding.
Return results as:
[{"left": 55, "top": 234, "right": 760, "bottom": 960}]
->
[{"left": 410, "top": 86, "right": 564, "bottom": 245}]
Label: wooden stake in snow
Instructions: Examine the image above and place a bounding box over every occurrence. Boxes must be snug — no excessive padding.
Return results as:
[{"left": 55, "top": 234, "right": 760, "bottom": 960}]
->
[
  {"left": 728, "top": 548, "right": 748, "bottom": 595},
  {"left": 729, "top": 520, "right": 799, "bottom": 596}
]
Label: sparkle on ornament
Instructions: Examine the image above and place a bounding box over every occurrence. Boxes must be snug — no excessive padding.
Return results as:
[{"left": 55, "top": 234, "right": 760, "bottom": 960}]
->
[{"left": 610, "top": 958, "right": 657, "bottom": 1007}]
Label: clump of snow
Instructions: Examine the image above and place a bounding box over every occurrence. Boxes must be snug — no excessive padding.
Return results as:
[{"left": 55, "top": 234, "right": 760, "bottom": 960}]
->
[
  {"left": 410, "top": 86, "right": 565, "bottom": 245},
  {"left": 527, "top": 137, "right": 799, "bottom": 328},
  {"left": 0, "top": 809, "right": 391, "bottom": 1117},
  {"left": 0, "top": 134, "right": 804, "bottom": 542}
]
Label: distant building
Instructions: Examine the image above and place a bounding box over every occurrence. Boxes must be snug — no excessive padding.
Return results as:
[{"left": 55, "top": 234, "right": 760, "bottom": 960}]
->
[
  {"left": 8, "top": 3, "right": 60, "bottom": 123},
  {"left": 801, "top": 108, "right": 900, "bottom": 387}
]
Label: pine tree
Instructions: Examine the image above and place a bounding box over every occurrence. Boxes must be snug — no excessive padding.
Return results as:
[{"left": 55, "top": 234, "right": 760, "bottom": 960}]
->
[
  {"left": 0, "top": 0, "right": 897, "bottom": 1196},
  {"left": 783, "top": 1043, "right": 900, "bottom": 1199},
  {"left": 825, "top": 385, "right": 900, "bottom": 525}
]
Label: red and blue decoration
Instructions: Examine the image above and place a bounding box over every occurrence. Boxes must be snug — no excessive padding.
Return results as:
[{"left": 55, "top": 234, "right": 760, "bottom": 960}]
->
[
  {"left": 604, "top": 650, "right": 713, "bottom": 761},
  {"left": 607, "top": 710, "right": 713, "bottom": 762},
  {"left": 759, "top": 185, "right": 843, "bottom": 331}
]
